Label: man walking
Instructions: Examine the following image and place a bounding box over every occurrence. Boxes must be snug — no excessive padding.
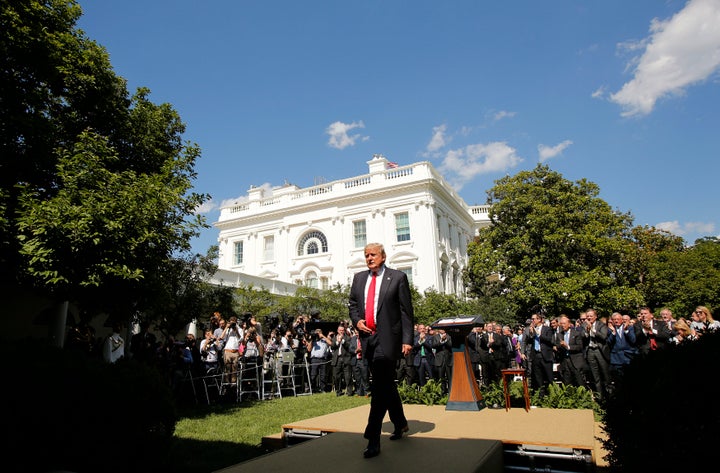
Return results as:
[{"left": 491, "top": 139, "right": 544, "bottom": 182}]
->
[{"left": 349, "top": 243, "right": 414, "bottom": 459}]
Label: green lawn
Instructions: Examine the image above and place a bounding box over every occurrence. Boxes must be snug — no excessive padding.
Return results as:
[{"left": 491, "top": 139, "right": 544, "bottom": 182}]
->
[{"left": 169, "top": 393, "right": 370, "bottom": 473}]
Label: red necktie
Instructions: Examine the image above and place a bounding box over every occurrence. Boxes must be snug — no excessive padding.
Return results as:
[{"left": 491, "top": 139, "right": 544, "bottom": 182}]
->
[{"left": 365, "top": 272, "right": 377, "bottom": 331}]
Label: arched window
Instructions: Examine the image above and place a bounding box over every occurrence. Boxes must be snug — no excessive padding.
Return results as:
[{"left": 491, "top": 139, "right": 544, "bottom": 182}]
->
[{"left": 297, "top": 231, "right": 328, "bottom": 256}]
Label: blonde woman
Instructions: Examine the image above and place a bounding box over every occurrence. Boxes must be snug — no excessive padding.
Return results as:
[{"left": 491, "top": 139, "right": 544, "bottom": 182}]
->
[{"left": 690, "top": 306, "right": 720, "bottom": 335}]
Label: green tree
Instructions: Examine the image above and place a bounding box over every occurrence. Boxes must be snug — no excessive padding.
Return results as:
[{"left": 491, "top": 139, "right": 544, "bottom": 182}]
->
[
  {"left": 465, "top": 164, "right": 642, "bottom": 319},
  {"left": 644, "top": 237, "right": 720, "bottom": 315},
  {"left": 2, "top": 1, "right": 209, "bottom": 324}
]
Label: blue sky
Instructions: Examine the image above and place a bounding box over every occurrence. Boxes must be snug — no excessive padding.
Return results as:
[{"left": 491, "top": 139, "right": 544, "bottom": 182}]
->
[{"left": 76, "top": 0, "right": 720, "bottom": 255}]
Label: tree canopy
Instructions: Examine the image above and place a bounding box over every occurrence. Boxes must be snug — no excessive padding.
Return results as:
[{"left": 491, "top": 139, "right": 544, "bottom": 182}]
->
[{"left": 1, "top": 1, "right": 209, "bottom": 321}]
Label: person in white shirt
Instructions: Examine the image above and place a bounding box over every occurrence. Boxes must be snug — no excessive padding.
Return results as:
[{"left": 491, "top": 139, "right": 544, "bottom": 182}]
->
[{"left": 103, "top": 322, "right": 125, "bottom": 364}]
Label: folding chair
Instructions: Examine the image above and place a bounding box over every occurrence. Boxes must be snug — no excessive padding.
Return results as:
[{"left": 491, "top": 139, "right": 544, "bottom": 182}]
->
[
  {"left": 276, "top": 349, "right": 297, "bottom": 397},
  {"left": 202, "top": 366, "right": 222, "bottom": 404},
  {"left": 238, "top": 358, "right": 262, "bottom": 401}
]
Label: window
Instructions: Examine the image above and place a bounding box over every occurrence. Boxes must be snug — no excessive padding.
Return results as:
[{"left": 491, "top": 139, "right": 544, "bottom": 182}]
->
[
  {"left": 395, "top": 212, "right": 411, "bottom": 242},
  {"left": 297, "top": 231, "right": 328, "bottom": 256},
  {"left": 263, "top": 235, "right": 274, "bottom": 261},
  {"left": 305, "top": 271, "right": 318, "bottom": 288},
  {"left": 320, "top": 277, "right": 329, "bottom": 290},
  {"left": 233, "top": 241, "right": 244, "bottom": 265},
  {"left": 353, "top": 220, "right": 367, "bottom": 248}
]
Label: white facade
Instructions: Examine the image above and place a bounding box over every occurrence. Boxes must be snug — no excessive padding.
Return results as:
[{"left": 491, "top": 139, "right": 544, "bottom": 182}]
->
[{"left": 214, "top": 155, "right": 490, "bottom": 295}]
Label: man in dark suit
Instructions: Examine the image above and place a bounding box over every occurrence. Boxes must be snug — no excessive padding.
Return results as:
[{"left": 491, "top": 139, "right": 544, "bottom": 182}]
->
[
  {"left": 433, "top": 328, "right": 453, "bottom": 395},
  {"left": 583, "top": 308, "right": 611, "bottom": 401},
  {"left": 528, "top": 312, "right": 555, "bottom": 396},
  {"left": 412, "top": 324, "right": 435, "bottom": 386},
  {"left": 555, "top": 315, "right": 589, "bottom": 387},
  {"left": 349, "top": 243, "right": 414, "bottom": 459},
  {"left": 330, "top": 324, "right": 353, "bottom": 396},
  {"left": 634, "top": 306, "right": 673, "bottom": 355}
]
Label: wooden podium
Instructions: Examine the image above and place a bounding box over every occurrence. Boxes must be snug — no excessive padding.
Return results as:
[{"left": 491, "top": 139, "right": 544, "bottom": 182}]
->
[{"left": 431, "top": 315, "right": 486, "bottom": 411}]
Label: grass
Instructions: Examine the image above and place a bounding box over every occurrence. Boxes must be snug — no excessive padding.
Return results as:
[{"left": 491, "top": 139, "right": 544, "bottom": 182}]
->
[{"left": 168, "top": 393, "right": 370, "bottom": 473}]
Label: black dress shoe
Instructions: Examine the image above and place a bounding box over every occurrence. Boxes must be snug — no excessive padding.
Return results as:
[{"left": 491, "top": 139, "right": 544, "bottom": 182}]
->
[
  {"left": 363, "top": 442, "right": 380, "bottom": 458},
  {"left": 389, "top": 424, "right": 409, "bottom": 440}
]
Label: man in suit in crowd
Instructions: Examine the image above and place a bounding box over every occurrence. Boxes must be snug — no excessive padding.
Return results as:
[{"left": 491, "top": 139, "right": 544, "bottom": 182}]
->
[
  {"left": 583, "top": 308, "right": 611, "bottom": 401},
  {"left": 433, "top": 328, "right": 453, "bottom": 395},
  {"left": 412, "top": 324, "right": 435, "bottom": 386},
  {"left": 349, "top": 243, "right": 414, "bottom": 459},
  {"left": 330, "top": 323, "right": 354, "bottom": 396},
  {"left": 528, "top": 311, "right": 555, "bottom": 396},
  {"left": 634, "top": 306, "right": 673, "bottom": 355},
  {"left": 555, "top": 315, "right": 589, "bottom": 387}
]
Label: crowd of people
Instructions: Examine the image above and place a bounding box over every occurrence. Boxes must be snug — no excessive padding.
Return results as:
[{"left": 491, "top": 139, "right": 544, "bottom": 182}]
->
[
  {"left": 466, "top": 305, "right": 719, "bottom": 401},
  {"left": 64, "top": 304, "right": 718, "bottom": 404}
]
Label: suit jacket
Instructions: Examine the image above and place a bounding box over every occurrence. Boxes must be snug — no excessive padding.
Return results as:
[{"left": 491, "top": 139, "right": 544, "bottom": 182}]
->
[
  {"left": 349, "top": 265, "right": 414, "bottom": 363},
  {"left": 330, "top": 333, "right": 353, "bottom": 366},
  {"left": 467, "top": 330, "right": 491, "bottom": 364},
  {"left": 412, "top": 333, "right": 436, "bottom": 367},
  {"left": 634, "top": 319, "right": 672, "bottom": 355},
  {"left": 529, "top": 323, "right": 555, "bottom": 363},
  {"left": 585, "top": 320, "right": 611, "bottom": 362},
  {"left": 433, "top": 332, "right": 453, "bottom": 367},
  {"left": 608, "top": 324, "right": 637, "bottom": 366},
  {"left": 556, "top": 326, "right": 588, "bottom": 370}
]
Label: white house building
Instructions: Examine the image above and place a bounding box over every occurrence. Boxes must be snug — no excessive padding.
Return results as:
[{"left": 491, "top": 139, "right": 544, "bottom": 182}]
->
[{"left": 214, "top": 155, "right": 490, "bottom": 296}]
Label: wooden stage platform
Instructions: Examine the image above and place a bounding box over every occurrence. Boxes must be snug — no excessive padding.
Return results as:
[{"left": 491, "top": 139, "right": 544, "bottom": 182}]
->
[{"left": 216, "top": 405, "right": 608, "bottom": 472}]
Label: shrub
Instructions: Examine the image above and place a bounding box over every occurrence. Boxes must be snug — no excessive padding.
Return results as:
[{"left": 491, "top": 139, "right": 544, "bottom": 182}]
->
[{"left": 398, "top": 379, "right": 449, "bottom": 405}]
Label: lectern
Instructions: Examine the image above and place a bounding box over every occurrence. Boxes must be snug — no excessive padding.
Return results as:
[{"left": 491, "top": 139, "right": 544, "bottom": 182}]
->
[{"left": 431, "top": 315, "right": 485, "bottom": 411}]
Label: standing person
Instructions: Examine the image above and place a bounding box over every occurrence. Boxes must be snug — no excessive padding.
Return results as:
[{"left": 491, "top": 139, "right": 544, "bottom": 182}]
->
[
  {"left": 412, "top": 324, "right": 435, "bottom": 386},
  {"left": 634, "top": 306, "right": 672, "bottom": 355},
  {"left": 584, "top": 308, "right": 611, "bottom": 401},
  {"left": 690, "top": 306, "right": 720, "bottom": 335},
  {"left": 305, "top": 328, "right": 331, "bottom": 392},
  {"left": 350, "top": 328, "right": 370, "bottom": 396},
  {"left": 607, "top": 312, "right": 637, "bottom": 391},
  {"left": 102, "top": 322, "right": 125, "bottom": 364},
  {"left": 199, "top": 329, "right": 221, "bottom": 372},
  {"left": 555, "top": 315, "right": 588, "bottom": 387},
  {"left": 467, "top": 325, "right": 491, "bottom": 386},
  {"left": 330, "top": 324, "right": 353, "bottom": 396},
  {"left": 659, "top": 307, "right": 676, "bottom": 334},
  {"left": 528, "top": 312, "right": 554, "bottom": 397},
  {"left": 433, "top": 328, "right": 453, "bottom": 395},
  {"left": 221, "top": 316, "right": 243, "bottom": 385},
  {"left": 130, "top": 320, "right": 160, "bottom": 364},
  {"left": 349, "top": 243, "right": 414, "bottom": 459}
]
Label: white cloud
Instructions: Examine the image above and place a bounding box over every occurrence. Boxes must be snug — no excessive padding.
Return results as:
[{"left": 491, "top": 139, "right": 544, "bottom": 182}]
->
[
  {"left": 439, "top": 141, "right": 523, "bottom": 191},
  {"left": 194, "top": 199, "right": 216, "bottom": 214},
  {"left": 326, "top": 120, "right": 368, "bottom": 149},
  {"left": 610, "top": 0, "right": 720, "bottom": 117},
  {"left": 538, "top": 140, "right": 573, "bottom": 162},
  {"left": 426, "top": 124, "right": 448, "bottom": 154},
  {"left": 493, "top": 110, "right": 516, "bottom": 121},
  {"left": 656, "top": 220, "right": 716, "bottom": 237},
  {"left": 591, "top": 86, "right": 605, "bottom": 99}
]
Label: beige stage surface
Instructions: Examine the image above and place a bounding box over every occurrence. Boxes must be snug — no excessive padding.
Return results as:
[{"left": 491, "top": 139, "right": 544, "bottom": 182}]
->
[{"left": 217, "top": 405, "right": 609, "bottom": 472}]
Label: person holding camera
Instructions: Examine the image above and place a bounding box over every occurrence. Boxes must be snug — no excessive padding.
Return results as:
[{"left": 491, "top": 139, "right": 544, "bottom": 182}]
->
[
  {"left": 305, "top": 328, "right": 331, "bottom": 392},
  {"left": 200, "top": 329, "right": 222, "bottom": 372},
  {"left": 221, "top": 316, "right": 243, "bottom": 384}
]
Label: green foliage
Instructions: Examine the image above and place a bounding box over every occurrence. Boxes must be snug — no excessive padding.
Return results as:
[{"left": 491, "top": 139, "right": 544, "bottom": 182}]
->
[
  {"left": 530, "top": 382, "right": 598, "bottom": 411},
  {"left": 397, "top": 379, "right": 449, "bottom": 406},
  {"left": 2, "top": 1, "right": 210, "bottom": 325},
  {"left": 466, "top": 164, "right": 642, "bottom": 317}
]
